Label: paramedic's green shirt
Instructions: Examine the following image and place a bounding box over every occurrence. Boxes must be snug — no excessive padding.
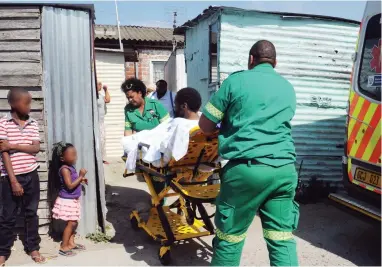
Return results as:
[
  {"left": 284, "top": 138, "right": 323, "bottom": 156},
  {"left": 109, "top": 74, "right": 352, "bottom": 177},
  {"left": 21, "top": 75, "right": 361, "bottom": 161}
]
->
[
  {"left": 125, "top": 97, "right": 169, "bottom": 132},
  {"left": 202, "top": 63, "right": 296, "bottom": 167}
]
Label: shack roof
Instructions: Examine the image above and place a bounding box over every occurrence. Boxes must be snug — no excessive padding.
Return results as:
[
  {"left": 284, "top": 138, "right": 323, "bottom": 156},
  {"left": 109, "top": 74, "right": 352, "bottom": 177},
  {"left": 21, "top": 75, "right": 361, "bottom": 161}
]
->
[
  {"left": 174, "top": 6, "right": 360, "bottom": 35},
  {"left": 95, "top": 24, "right": 184, "bottom": 45},
  {"left": 0, "top": 3, "right": 95, "bottom": 17}
]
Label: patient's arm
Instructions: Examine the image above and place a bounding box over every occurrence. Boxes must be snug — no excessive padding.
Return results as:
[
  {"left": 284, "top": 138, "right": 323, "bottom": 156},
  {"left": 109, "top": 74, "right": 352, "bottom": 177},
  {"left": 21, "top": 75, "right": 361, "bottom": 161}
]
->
[{"left": 199, "top": 114, "right": 218, "bottom": 135}]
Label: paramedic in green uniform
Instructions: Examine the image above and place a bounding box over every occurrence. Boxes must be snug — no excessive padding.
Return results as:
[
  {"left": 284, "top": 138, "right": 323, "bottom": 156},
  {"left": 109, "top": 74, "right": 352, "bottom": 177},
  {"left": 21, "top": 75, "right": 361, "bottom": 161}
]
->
[
  {"left": 199, "top": 40, "right": 299, "bottom": 266},
  {"left": 122, "top": 78, "right": 170, "bottom": 202}
]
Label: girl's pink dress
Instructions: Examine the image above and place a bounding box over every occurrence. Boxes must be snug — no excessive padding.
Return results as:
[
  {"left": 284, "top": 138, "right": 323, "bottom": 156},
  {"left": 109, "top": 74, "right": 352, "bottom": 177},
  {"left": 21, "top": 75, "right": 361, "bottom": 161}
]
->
[{"left": 52, "top": 165, "right": 81, "bottom": 221}]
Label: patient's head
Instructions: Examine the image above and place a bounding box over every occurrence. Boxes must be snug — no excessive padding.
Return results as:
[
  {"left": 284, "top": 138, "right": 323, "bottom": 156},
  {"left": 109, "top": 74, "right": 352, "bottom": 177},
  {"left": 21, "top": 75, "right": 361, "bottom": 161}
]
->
[{"left": 174, "top": 87, "right": 201, "bottom": 119}]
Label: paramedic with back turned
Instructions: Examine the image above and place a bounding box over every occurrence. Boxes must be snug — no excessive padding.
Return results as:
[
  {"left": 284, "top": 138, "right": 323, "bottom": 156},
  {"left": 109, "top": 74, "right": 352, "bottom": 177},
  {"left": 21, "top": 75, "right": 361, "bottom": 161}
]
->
[{"left": 199, "top": 40, "right": 299, "bottom": 266}]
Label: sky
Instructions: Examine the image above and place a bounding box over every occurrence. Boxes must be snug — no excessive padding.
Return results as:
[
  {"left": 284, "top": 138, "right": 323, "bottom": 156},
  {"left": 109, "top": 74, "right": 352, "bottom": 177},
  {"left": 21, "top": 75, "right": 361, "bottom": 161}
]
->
[
  {"left": 5, "top": 0, "right": 367, "bottom": 27},
  {"left": 92, "top": 1, "right": 367, "bottom": 27}
]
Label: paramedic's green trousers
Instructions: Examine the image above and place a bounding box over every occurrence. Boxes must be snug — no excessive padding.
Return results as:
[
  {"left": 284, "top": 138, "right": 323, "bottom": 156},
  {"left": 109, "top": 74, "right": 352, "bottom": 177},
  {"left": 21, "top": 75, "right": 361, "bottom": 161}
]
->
[{"left": 211, "top": 161, "right": 299, "bottom": 266}]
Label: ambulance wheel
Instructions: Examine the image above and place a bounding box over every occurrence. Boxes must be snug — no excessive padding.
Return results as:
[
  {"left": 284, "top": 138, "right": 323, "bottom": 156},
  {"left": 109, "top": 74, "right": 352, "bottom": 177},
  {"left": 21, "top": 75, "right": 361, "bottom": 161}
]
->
[
  {"left": 130, "top": 217, "right": 139, "bottom": 231},
  {"left": 158, "top": 248, "right": 171, "bottom": 265}
]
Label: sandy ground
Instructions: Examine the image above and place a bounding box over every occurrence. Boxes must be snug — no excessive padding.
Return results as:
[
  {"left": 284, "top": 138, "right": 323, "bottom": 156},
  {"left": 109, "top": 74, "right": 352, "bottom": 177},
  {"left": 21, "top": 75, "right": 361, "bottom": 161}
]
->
[{"left": 6, "top": 161, "right": 382, "bottom": 266}]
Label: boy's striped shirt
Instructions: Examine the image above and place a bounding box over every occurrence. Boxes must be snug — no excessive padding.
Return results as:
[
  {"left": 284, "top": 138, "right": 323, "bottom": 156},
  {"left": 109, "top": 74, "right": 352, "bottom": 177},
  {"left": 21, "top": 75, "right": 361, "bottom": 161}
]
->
[{"left": 0, "top": 114, "right": 40, "bottom": 176}]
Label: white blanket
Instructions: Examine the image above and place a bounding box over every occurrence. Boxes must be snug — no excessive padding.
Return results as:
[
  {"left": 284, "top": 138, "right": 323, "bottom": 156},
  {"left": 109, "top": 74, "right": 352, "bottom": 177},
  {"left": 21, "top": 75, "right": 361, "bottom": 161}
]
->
[{"left": 121, "top": 118, "right": 199, "bottom": 172}]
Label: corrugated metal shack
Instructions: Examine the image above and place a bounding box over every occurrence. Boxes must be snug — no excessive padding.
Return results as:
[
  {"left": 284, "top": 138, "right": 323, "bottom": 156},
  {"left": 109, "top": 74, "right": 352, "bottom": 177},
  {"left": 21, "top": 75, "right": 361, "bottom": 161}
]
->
[
  {"left": 0, "top": 4, "right": 106, "bottom": 235},
  {"left": 164, "top": 48, "right": 187, "bottom": 92},
  {"left": 175, "top": 6, "right": 360, "bottom": 184}
]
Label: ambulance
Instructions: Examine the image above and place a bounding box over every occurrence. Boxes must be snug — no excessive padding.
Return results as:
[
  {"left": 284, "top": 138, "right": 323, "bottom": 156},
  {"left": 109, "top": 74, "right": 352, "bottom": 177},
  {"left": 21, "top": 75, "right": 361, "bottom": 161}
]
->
[{"left": 329, "top": 1, "right": 381, "bottom": 221}]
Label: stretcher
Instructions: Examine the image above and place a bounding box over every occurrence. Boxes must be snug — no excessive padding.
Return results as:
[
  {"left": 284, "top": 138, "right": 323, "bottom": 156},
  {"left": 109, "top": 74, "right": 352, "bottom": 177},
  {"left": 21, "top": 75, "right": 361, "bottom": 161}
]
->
[{"left": 123, "top": 127, "right": 220, "bottom": 265}]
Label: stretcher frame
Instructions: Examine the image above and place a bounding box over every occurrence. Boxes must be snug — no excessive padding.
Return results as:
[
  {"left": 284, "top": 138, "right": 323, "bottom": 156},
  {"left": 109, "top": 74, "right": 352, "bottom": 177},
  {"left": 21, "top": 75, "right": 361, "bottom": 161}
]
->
[{"left": 124, "top": 127, "right": 221, "bottom": 265}]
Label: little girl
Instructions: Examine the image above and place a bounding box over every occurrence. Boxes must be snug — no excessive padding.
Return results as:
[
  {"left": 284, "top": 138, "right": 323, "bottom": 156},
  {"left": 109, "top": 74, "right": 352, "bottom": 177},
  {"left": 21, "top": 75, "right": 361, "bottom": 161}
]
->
[{"left": 48, "top": 142, "right": 88, "bottom": 257}]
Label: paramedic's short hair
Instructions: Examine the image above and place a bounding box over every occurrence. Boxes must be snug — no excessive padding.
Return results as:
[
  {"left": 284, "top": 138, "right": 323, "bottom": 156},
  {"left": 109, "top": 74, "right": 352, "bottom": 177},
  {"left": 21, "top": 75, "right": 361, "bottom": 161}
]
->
[
  {"left": 175, "top": 87, "right": 202, "bottom": 112},
  {"left": 7, "top": 88, "right": 29, "bottom": 104},
  {"left": 121, "top": 78, "right": 146, "bottom": 97},
  {"left": 249, "top": 40, "right": 276, "bottom": 61}
]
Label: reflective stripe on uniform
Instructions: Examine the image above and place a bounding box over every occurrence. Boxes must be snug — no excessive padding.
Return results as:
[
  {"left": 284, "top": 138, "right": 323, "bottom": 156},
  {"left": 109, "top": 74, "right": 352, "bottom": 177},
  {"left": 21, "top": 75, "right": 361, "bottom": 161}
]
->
[
  {"left": 160, "top": 114, "right": 170, "bottom": 123},
  {"left": 263, "top": 229, "right": 293, "bottom": 241},
  {"left": 205, "top": 102, "right": 224, "bottom": 121},
  {"left": 125, "top": 121, "right": 132, "bottom": 128},
  {"left": 215, "top": 228, "right": 247, "bottom": 243}
]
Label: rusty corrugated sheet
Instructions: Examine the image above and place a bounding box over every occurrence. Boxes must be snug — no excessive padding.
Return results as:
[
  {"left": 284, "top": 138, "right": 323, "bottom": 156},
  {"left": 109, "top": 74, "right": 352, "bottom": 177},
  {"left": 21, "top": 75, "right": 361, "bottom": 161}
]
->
[
  {"left": 217, "top": 10, "right": 359, "bottom": 183},
  {"left": 95, "top": 24, "right": 184, "bottom": 44},
  {"left": 42, "top": 6, "right": 105, "bottom": 235}
]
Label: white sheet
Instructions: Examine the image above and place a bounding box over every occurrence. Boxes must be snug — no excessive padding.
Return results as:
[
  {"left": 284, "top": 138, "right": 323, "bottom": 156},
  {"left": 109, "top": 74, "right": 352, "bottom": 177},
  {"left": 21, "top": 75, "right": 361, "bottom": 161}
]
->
[{"left": 121, "top": 118, "right": 199, "bottom": 172}]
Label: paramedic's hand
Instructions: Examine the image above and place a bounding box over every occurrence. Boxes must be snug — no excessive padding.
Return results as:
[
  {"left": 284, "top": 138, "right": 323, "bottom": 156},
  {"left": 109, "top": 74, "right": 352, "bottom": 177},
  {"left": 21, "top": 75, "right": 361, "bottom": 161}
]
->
[
  {"left": 11, "top": 180, "right": 24, "bottom": 196},
  {"left": 0, "top": 140, "right": 11, "bottom": 152},
  {"left": 79, "top": 168, "right": 87, "bottom": 177}
]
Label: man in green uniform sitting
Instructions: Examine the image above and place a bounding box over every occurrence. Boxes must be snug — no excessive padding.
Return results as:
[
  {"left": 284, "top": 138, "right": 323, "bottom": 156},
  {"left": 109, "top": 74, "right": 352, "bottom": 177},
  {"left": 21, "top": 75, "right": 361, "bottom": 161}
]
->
[{"left": 199, "top": 40, "right": 299, "bottom": 266}]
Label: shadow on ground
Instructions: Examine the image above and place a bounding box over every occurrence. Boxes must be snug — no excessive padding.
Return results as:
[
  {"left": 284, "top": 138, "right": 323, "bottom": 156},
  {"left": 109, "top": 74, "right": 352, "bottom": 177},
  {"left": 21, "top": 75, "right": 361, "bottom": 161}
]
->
[
  {"left": 105, "top": 183, "right": 212, "bottom": 266},
  {"left": 295, "top": 200, "right": 381, "bottom": 266}
]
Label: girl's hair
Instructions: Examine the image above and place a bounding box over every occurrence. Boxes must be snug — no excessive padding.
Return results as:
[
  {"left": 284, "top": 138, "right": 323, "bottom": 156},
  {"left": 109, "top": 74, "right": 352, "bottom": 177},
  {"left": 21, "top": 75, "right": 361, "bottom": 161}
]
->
[{"left": 47, "top": 142, "right": 74, "bottom": 210}]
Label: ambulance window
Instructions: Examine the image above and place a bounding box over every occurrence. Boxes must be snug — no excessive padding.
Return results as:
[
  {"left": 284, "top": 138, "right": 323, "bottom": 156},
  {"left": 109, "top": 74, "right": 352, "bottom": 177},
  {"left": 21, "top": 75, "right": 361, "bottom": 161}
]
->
[{"left": 358, "top": 14, "right": 381, "bottom": 101}]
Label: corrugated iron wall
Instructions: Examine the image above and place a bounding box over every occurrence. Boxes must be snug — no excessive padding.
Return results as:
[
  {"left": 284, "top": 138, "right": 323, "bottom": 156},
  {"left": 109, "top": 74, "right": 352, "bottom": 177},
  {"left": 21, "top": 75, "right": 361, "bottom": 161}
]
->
[
  {"left": 219, "top": 10, "right": 359, "bottom": 183},
  {"left": 95, "top": 51, "right": 126, "bottom": 159},
  {"left": 185, "top": 12, "right": 220, "bottom": 106},
  {"left": 41, "top": 6, "right": 103, "bottom": 235}
]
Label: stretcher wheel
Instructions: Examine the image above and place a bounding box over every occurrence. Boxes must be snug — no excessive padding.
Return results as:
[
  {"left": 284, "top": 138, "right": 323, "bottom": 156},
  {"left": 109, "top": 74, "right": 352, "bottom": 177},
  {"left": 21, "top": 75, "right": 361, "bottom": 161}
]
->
[
  {"left": 130, "top": 217, "right": 139, "bottom": 231},
  {"left": 158, "top": 248, "right": 171, "bottom": 265}
]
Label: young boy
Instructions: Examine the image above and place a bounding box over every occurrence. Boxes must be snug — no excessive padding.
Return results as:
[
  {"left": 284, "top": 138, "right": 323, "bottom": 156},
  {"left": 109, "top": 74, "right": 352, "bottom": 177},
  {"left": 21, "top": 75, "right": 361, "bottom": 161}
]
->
[{"left": 0, "top": 88, "right": 45, "bottom": 265}]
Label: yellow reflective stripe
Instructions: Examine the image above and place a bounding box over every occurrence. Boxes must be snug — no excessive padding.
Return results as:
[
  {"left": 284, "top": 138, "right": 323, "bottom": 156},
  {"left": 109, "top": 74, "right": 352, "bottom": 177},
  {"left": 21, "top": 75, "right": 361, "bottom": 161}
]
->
[
  {"left": 125, "top": 121, "right": 132, "bottom": 129},
  {"left": 263, "top": 229, "right": 293, "bottom": 241},
  {"left": 160, "top": 114, "right": 170, "bottom": 123},
  {"left": 205, "top": 102, "right": 224, "bottom": 121},
  {"left": 216, "top": 228, "right": 247, "bottom": 243}
]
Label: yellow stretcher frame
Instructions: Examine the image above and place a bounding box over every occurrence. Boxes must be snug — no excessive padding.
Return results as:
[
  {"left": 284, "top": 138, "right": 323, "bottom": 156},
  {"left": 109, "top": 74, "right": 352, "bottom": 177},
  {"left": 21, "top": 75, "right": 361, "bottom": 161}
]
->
[{"left": 124, "top": 126, "right": 221, "bottom": 265}]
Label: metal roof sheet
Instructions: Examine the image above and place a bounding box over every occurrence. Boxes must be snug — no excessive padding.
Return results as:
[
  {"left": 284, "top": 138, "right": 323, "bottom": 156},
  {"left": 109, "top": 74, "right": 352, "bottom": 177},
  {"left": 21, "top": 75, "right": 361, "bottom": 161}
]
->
[
  {"left": 174, "top": 6, "right": 360, "bottom": 34},
  {"left": 95, "top": 24, "right": 184, "bottom": 44}
]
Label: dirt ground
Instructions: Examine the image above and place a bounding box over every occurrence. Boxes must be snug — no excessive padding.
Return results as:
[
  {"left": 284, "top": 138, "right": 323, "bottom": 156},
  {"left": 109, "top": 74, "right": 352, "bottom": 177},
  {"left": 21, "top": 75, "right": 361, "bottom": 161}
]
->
[{"left": 6, "top": 161, "right": 382, "bottom": 266}]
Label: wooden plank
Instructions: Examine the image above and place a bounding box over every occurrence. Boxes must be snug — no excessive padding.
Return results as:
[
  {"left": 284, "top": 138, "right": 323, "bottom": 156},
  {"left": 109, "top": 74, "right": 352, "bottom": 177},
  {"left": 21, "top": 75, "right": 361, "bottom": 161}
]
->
[
  {"left": 37, "top": 151, "right": 48, "bottom": 162},
  {"left": 0, "top": 9, "right": 40, "bottom": 18},
  {"left": 40, "top": 181, "right": 48, "bottom": 191},
  {"left": 0, "top": 89, "right": 43, "bottom": 99},
  {"left": 38, "top": 225, "right": 49, "bottom": 235},
  {"left": 38, "top": 171, "right": 48, "bottom": 182},
  {"left": 0, "top": 29, "right": 40, "bottom": 40},
  {"left": 0, "top": 110, "right": 44, "bottom": 119},
  {"left": 0, "top": 62, "right": 41, "bottom": 75},
  {"left": 0, "top": 52, "right": 40, "bottom": 62},
  {"left": 0, "top": 99, "right": 43, "bottom": 109},
  {"left": 0, "top": 41, "right": 40, "bottom": 52},
  {"left": 40, "top": 190, "right": 48, "bottom": 200},
  {"left": 37, "top": 208, "right": 50, "bottom": 219},
  {"left": 0, "top": 18, "right": 40, "bottom": 29},
  {"left": 0, "top": 75, "right": 42, "bottom": 87},
  {"left": 39, "top": 200, "right": 50, "bottom": 210}
]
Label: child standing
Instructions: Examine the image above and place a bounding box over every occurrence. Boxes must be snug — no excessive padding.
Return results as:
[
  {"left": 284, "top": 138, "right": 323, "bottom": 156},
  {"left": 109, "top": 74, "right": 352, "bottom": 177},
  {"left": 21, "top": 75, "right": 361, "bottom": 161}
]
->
[
  {"left": 0, "top": 88, "right": 45, "bottom": 265},
  {"left": 48, "top": 142, "right": 87, "bottom": 257}
]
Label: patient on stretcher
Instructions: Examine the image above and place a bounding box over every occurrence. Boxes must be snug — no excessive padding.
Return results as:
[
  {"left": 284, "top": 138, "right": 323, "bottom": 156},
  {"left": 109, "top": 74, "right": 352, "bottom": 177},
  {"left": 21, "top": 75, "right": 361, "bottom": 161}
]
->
[{"left": 122, "top": 87, "right": 206, "bottom": 172}]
